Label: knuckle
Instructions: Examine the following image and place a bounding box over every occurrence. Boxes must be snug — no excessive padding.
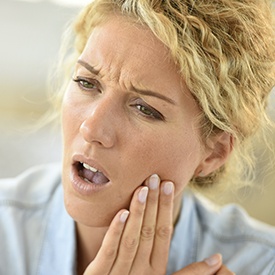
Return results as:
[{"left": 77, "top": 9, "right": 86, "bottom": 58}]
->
[
  {"left": 131, "top": 204, "right": 144, "bottom": 216},
  {"left": 109, "top": 225, "right": 122, "bottom": 236},
  {"left": 160, "top": 196, "right": 172, "bottom": 207},
  {"left": 103, "top": 247, "right": 117, "bottom": 258},
  {"left": 147, "top": 194, "right": 158, "bottom": 204},
  {"left": 156, "top": 225, "right": 173, "bottom": 240},
  {"left": 122, "top": 236, "right": 138, "bottom": 252},
  {"left": 140, "top": 225, "right": 155, "bottom": 240}
]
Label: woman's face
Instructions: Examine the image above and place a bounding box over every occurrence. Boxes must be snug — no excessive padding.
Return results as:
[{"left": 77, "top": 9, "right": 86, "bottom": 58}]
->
[{"left": 62, "top": 16, "right": 206, "bottom": 227}]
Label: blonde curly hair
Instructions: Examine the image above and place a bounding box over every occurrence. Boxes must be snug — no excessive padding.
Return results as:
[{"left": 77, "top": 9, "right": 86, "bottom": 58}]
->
[{"left": 51, "top": 0, "right": 275, "bottom": 191}]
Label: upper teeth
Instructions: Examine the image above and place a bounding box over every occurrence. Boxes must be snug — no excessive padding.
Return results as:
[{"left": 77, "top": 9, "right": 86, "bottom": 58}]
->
[{"left": 83, "top": 163, "right": 98, "bottom": 173}]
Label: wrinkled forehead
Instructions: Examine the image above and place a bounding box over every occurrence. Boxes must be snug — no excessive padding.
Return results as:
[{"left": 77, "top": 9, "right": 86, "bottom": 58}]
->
[{"left": 78, "top": 16, "right": 182, "bottom": 85}]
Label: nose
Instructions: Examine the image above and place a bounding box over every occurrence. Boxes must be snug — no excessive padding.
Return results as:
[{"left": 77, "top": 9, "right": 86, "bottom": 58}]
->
[{"left": 79, "top": 97, "right": 118, "bottom": 148}]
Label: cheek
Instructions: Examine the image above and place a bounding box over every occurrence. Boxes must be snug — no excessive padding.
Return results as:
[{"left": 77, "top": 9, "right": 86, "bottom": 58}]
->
[{"left": 145, "top": 132, "right": 202, "bottom": 194}]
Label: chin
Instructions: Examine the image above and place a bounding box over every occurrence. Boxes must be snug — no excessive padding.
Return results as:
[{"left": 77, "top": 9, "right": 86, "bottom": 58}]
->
[
  {"left": 64, "top": 194, "right": 116, "bottom": 227},
  {"left": 63, "top": 186, "right": 132, "bottom": 228}
]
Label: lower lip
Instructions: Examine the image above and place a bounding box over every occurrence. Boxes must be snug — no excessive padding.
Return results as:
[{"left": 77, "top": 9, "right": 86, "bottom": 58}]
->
[{"left": 70, "top": 164, "right": 111, "bottom": 196}]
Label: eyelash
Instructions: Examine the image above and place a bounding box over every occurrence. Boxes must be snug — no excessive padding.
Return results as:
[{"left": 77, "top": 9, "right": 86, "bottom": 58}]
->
[
  {"left": 132, "top": 102, "right": 165, "bottom": 121},
  {"left": 72, "top": 77, "right": 165, "bottom": 121},
  {"left": 72, "top": 77, "right": 100, "bottom": 91}
]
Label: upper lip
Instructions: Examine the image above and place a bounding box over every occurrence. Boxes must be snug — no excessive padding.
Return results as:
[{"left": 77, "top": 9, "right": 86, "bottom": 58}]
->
[{"left": 72, "top": 154, "right": 110, "bottom": 180}]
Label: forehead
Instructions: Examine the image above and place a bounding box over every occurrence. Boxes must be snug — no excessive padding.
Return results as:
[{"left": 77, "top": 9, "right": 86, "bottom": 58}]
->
[
  {"left": 79, "top": 15, "right": 178, "bottom": 78},
  {"left": 77, "top": 16, "right": 200, "bottom": 119},
  {"left": 79, "top": 16, "right": 189, "bottom": 99}
]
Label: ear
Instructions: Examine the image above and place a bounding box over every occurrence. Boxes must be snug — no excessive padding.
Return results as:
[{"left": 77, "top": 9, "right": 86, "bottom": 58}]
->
[{"left": 195, "top": 132, "right": 234, "bottom": 177}]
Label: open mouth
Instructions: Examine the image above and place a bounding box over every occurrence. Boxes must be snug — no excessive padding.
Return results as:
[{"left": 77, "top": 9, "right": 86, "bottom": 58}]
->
[{"left": 76, "top": 162, "right": 110, "bottom": 185}]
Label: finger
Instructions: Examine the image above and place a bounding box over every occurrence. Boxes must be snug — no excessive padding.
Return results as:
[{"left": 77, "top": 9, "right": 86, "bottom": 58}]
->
[
  {"left": 132, "top": 174, "right": 160, "bottom": 266},
  {"left": 83, "top": 209, "right": 129, "bottom": 275},
  {"left": 111, "top": 186, "right": 148, "bottom": 274},
  {"left": 151, "top": 181, "right": 174, "bottom": 270},
  {"left": 172, "top": 254, "right": 223, "bottom": 275},
  {"left": 216, "top": 264, "right": 236, "bottom": 275}
]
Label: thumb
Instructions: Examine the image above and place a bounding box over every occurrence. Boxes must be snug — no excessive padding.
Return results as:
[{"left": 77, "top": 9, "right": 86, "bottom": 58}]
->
[{"left": 172, "top": 254, "right": 222, "bottom": 275}]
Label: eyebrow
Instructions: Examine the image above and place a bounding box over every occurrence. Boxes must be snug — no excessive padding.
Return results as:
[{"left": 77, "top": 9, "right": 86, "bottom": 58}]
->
[
  {"left": 77, "top": 59, "right": 176, "bottom": 105},
  {"left": 77, "top": 59, "right": 100, "bottom": 75},
  {"left": 132, "top": 87, "right": 176, "bottom": 105}
]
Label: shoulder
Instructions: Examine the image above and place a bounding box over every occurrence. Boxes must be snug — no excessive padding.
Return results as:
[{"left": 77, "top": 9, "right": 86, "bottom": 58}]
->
[
  {"left": 192, "top": 191, "right": 275, "bottom": 245},
  {"left": 0, "top": 163, "right": 63, "bottom": 275},
  {"left": 0, "top": 163, "right": 62, "bottom": 207},
  {"left": 189, "top": 191, "right": 275, "bottom": 274}
]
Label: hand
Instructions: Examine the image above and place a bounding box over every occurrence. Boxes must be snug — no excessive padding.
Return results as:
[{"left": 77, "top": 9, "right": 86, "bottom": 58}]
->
[
  {"left": 172, "top": 254, "right": 236, "bottom": 275},
  {"left": 84, "top": 174, "right": 174, "bottom": 274},
  {"left": 83, "top": 174, "right": 235, "bottom": 275}
]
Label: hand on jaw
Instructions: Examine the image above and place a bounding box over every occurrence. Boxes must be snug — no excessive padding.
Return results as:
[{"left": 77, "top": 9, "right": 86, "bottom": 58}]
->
[{"left": 82, "top": 174, "right": 234, "bottom": 275}]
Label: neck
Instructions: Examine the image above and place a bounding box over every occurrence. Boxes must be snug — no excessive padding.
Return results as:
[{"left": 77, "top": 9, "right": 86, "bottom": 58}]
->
[{"left": 76, "top": 223, "right": 108, "bottom": 275}]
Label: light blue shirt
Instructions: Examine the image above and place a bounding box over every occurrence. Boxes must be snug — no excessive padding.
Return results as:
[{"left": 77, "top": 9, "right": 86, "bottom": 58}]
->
[{"left": 1, "top": 164, "right": 275, "bottom": 275}]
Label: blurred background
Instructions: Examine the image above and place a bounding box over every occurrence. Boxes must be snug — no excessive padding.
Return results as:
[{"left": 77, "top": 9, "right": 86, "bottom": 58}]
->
[
  {"left": 0, "top": 0, "right": 275, "bottom": 225},
  {"left": 0, "top": 0, "right": 85, "bottom": 178}
]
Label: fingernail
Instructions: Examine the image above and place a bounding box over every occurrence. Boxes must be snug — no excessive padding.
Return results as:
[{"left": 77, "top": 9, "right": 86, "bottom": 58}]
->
[
  {"left": 163, "top": 182, "right": 174, "bottom": 195},
  {"left": 138, "top": 187, "right": 148, "bottom": 203},
  {"left": 120, "top": 211, "right": 129, "bottom": 223},
  {"left": 149, "top": 174, "right": 159, "bottom": 190},
  {"left": 204, "top": 254, "right": 222, "bottom": 266}
]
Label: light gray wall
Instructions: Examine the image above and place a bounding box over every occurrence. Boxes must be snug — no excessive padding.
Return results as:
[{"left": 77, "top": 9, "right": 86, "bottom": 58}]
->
[
  {"left": 0, "top": 1, "right": 79, "bottom": 177},
  {"left": 0, "top": 0, "right": 79, "bottom": 115}
]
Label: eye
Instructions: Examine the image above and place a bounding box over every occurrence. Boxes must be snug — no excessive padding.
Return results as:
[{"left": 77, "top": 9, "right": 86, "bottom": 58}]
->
[
  {"left": 72, "top": 77, "right": 99, "bottom": 91},
  {"left": 134, "top": 102, "right": 165, "bottom": 121}
]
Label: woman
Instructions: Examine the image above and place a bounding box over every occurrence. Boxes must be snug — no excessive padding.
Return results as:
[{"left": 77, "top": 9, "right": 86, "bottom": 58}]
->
[{"left": 1, "top": 0, "right": 275, "bottom": 274}]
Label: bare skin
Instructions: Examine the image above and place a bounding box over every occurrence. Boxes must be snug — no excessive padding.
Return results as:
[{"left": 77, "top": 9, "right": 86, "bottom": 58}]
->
[
  {"left": 61, "top": 16, "right": 234, "bottom": 275},
  {"left": 81, "top": 175, "right": 235, "bottom": 275}
]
